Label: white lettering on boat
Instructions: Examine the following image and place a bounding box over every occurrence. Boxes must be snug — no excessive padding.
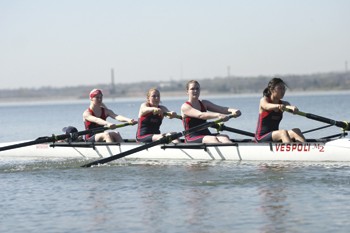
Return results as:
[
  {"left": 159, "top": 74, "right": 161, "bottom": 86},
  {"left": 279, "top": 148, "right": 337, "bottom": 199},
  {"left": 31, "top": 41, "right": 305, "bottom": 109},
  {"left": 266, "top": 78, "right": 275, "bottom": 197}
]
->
[{"left": 275, "top": 143, "right": 325, "bottom": 152}]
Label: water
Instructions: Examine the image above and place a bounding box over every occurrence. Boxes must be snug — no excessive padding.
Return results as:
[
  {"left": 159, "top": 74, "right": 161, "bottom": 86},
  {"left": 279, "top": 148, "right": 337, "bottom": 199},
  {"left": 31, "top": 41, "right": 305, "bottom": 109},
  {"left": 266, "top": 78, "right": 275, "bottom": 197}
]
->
[{"left": 1, "top": 92, "right": 350, "bottom": 232}]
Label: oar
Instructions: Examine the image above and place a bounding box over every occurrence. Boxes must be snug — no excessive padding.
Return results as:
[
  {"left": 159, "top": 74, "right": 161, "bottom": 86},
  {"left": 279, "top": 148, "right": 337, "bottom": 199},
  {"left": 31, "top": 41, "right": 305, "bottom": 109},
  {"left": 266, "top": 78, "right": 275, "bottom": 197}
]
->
[
  {"left": 0, "top": 122, "right": 135, "bottom": 152},
  {"left": 211, "top": 124, "right": 255, "bottom": 137},
  {"left": 283, "top": 108, "right": 350, "bottom": 131},
  {"left": 81, "top": 115, "right": 235, "bottom": 167},
  {"left": 164, "top": 113, "right": 254, "bottom": 137}
]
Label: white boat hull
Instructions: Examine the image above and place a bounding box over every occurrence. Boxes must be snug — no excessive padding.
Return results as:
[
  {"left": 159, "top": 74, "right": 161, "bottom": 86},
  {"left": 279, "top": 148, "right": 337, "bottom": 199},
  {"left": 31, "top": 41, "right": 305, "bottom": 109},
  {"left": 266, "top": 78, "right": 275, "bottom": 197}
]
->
[{"left": 1, "top": 138, "right": 350, "bottom": 162}]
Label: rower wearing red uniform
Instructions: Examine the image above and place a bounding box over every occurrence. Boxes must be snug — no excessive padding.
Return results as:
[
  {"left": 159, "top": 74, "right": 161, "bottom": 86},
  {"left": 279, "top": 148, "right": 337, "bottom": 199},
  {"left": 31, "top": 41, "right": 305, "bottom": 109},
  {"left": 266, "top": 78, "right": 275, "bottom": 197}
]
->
[
  {"left": 83, "top": 89, "right": 136, "bottom": 142},
  {"left": 182, "top": 100, "right": 212, "bottom": 142},
  {"left": 255, "top": 78, "right": 306, "bottom": 143},
  {"left": 181, "top": 80, "right": 241, "bottom": 143},
  {"left": 136, "top": 88, "right": 180, "bottom": 143}
]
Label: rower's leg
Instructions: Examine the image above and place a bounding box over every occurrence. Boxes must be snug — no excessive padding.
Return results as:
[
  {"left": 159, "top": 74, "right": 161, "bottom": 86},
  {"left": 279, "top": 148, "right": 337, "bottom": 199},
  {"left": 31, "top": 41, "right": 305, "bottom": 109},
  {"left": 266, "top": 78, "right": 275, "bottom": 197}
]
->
[
  {"left": 272, "top": 130, "right": 292, "bottom": 143},
  {"left": 289, "top": 128, "right": 306, "bottom": 142}
]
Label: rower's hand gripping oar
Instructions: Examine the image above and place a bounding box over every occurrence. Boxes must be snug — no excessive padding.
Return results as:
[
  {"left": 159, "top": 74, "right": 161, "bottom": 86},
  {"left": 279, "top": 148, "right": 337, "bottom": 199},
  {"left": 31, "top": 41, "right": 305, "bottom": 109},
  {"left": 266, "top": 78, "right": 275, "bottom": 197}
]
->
[
  {"left": 81, "top": 115, "right": 235, "bottom": 167},
  {"left": 164, "top": 112, "right": 182, "bottom": 120},
  {"left": 283, "top": 108, "right": 350, "bottom": 131},
  {"left": 0, "top": 122, "right": 136, "bottom": 152}
]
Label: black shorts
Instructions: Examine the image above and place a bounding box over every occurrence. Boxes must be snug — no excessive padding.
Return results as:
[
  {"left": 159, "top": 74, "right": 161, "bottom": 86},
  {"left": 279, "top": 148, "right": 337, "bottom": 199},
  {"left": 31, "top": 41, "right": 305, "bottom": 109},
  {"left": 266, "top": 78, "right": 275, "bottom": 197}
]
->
[
  {"left": 255, "top": 132, "right": 273, "bottom": 142},
  {"left": 185, "top": 129, "right": 214, "bottom": 143},
  {"left": 136, "top": 134, "right": 153, "bottom": 143},
  {"left": 86, "top": 135, "right": 96, "bottom": 142},
  {"left": 185, "top": 135, "right": 206, "bottom": 143}
]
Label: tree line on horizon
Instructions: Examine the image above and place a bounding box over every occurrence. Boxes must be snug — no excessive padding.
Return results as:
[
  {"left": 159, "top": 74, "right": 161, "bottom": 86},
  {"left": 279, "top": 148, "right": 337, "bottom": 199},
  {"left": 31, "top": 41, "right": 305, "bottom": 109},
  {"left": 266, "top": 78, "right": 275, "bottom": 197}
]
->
[{"left": 1, "top": 71, "right": 349, "bottom": 100}]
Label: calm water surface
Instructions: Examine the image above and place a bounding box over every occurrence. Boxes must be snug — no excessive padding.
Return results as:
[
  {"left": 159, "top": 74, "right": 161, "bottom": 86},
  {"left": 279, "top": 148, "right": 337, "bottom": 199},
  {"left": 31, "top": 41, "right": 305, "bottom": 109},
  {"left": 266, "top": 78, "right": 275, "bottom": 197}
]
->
[{"left": 0, "top": 92, "right": 350, "bottom": 232}]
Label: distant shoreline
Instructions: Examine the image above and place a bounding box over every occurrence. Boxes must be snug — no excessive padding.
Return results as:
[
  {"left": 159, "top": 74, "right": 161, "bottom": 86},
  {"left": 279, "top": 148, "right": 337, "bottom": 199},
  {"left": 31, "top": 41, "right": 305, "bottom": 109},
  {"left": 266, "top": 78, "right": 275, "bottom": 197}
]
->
[
  {"left": 1, "top": 71, "right": 349, "bottom": 105},
  {"left": 1, "top": 90, "right": 350, "bottom": 106}
]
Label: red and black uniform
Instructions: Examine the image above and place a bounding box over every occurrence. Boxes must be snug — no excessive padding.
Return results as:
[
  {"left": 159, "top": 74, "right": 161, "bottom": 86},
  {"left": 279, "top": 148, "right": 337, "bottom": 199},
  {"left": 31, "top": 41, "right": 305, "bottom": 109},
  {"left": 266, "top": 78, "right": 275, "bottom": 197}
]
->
[
  {"left": 136, "top": 112, "right": 163, "bottom": 143},
  {"left": 182, "top": 101, "right": 212, "bottom": 143},
  {"left": 255, "top": 98, "right": 283, "bottom": 142},
  {"left": 84, "top": 108, "right": 107, "bottom": 141}
]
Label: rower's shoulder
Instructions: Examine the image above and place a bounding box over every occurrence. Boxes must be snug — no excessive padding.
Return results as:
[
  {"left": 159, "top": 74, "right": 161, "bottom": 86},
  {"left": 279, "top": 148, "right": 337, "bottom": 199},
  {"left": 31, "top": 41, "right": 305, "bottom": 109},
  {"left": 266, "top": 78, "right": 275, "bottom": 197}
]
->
[{"left": 83, "top": 108, "right": 91, "bottom": 115}]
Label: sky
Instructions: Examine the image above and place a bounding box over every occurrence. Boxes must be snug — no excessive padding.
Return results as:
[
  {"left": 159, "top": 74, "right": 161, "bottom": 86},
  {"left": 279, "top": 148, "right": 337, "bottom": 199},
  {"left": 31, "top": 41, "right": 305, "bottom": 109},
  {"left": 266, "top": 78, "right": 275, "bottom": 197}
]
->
[{"left": 0, "top": 0, "right": 349, "bottom": 89}]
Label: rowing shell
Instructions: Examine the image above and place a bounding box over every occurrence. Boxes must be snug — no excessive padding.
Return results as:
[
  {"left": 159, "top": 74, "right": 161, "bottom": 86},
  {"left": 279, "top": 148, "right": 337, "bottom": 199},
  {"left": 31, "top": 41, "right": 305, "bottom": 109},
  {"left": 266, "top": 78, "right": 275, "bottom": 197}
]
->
[{"left": 0, "top": 137, "right": 350, "bottom": 162}]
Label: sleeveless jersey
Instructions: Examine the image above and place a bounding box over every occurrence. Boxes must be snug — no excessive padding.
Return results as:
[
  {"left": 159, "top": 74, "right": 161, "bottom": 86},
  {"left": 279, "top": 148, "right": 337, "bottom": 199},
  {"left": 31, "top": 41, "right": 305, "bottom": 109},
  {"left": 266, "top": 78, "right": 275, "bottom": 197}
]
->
[
  {"left": 255, "top": 98, "right": 283, "bottom": 141},
  {"left": 183, "top": 100, "right": 211, "bottom": 142},
  {"left": 136, "top": 112, "right": 163, "bottom": 138},
  {"left": 84, "top": 108, "right": 107, "bottom": 140}
]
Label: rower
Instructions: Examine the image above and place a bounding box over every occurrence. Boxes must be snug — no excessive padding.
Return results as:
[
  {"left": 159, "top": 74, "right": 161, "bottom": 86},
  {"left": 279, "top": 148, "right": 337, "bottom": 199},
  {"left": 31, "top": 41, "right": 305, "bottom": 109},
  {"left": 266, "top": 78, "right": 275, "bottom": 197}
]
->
[
  {"left": 181, "top": 80, "right": 241, "bottom": 143},
  {"left": 136, "top": 88, "right": 180, "bottom": 143},
  {"left": 255, "top": 77, "right": 306, "bottom": 143},
  {"left": 83, "top": 89, "right": 136, "bottom": 143}
]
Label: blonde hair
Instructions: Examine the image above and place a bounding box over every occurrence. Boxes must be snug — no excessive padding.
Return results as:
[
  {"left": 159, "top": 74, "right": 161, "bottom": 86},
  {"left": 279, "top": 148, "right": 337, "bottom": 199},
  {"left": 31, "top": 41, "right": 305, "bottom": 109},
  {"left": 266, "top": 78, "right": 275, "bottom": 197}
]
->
[
  {"left": 186, "top": 80, "right": 200, "bottom": 90},
  {"left": 146, "top": 88, "right": 160, "bottom": 98}
]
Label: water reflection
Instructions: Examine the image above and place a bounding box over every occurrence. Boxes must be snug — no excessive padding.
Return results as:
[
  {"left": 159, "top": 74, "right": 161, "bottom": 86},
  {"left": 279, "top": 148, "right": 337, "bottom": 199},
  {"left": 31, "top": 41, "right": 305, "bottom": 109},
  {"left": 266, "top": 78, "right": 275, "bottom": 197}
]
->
[{"left": 257, "top": 164, "right": 291, "bottom": 233}]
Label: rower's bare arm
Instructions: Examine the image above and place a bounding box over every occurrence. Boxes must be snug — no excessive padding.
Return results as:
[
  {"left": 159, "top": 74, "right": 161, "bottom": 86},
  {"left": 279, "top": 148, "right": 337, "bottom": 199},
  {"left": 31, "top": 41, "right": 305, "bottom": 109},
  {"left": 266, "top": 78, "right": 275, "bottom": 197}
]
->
[
  {"left": 181, "top": 103, "right": 224, "bottom": 120},
  {"left": 105, "top": 109, "right": 135, "bottom": 124},
  {"left": 83, "top": 111, "right": 109, "bottom": 126},
  {"left": 116, "top": 115, "right": 135, "bottom": 124},
  {"left": 203, "top": 100, "right": 241, "bottom": 118},
  {"left": 160, "top": 106, "right": 178, "bottom": 119},
  {"left": 260, "top": 97, "right": 283, "bottom": 111},
  {"left": 139, "top": 103, "right": 161, "bottom": 117}
]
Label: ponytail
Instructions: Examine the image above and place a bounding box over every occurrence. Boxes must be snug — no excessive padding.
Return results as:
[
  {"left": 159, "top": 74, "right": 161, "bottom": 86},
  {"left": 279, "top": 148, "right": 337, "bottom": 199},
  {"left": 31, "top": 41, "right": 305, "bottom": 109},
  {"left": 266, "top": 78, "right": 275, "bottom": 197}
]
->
[{"left": 263, "top": 77, "right": 287, "bottom": 97}]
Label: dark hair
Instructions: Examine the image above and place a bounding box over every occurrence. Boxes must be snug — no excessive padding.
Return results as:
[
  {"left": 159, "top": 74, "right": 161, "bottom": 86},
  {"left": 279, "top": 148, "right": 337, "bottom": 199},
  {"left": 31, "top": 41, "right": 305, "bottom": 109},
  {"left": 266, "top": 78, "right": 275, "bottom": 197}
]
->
[{"left": 263, "top": 77, "right": 288, "bottom": 97}]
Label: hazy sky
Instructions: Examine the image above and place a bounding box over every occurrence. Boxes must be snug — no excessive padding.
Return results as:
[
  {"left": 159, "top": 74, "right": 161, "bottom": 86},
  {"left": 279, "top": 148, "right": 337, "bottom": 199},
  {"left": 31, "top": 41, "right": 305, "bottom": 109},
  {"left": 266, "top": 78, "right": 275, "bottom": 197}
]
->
[{"left": 1, "top": 0, "right": 349, "bottom": 89}]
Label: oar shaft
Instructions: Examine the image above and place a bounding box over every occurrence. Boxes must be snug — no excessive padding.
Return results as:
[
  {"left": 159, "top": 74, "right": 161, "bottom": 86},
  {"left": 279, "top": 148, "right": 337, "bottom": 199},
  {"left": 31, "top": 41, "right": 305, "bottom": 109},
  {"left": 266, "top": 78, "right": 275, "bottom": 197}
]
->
[
  {"left": 304, "top": 113, "right": 346, "bottom": 128},
  {"left": 77, "top": 122, "right": 136, "bottom": 136},
  {"left": 212, "top": 125, "right": 255, "bottom": 137},
  {"left": 81, "top": 137, "right": 169, "bottom": 167},
  {"left": 0, "top": 126, "right": 110, "bottom": 152},
  {"left": 284, "top": 108, "right": 349, "bottom": 131},
  {"left": 0, "top": 122, "right": 135, "bottom": 152},
  {"left": 76, "top": 126, "right": 109, "bottom": 137},
  {"left": 0, "top": 134, "right": 66, "bottom": 152}
]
